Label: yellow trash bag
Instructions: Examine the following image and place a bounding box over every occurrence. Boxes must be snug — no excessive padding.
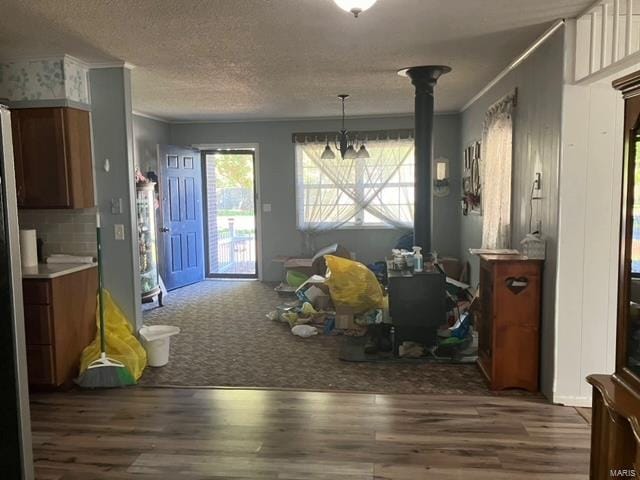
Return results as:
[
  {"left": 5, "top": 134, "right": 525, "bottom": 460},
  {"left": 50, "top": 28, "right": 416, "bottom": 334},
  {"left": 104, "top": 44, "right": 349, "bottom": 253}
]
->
[
  {"left": 325, "top": 255, "right": 384, "bottom": 313},
  {"left": 79, "top": 289, "right": 147, "bottom": 381}
]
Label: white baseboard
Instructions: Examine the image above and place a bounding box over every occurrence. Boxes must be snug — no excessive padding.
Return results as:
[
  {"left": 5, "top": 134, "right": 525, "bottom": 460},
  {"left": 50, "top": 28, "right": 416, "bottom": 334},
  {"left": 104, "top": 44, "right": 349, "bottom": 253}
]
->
[{"left": 553, "top": 394, "right": 592, "bottom": 408}]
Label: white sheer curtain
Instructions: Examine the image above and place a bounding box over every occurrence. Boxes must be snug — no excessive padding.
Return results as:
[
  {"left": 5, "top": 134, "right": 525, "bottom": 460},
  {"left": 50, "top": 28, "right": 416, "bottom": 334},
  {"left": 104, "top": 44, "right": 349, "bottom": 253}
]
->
[
  {"left": 481, "top": 94, "right": 514, "bottom": 249},
  {"left": 295, "top": 145, "right": 359, "bottom": 231},
  {"left": 295, "top": 137, "right": 415, "bottom": 235},
  {"left": 359, "top": 139, "right": 415, "bottom": 228}
]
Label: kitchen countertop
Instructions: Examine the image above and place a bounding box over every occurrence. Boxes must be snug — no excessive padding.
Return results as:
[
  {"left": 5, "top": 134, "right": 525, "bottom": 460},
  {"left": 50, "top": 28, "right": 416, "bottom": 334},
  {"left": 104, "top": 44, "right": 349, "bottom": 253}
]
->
[{"left": 22, "top": 262, "right": 97, "bottom": 279}]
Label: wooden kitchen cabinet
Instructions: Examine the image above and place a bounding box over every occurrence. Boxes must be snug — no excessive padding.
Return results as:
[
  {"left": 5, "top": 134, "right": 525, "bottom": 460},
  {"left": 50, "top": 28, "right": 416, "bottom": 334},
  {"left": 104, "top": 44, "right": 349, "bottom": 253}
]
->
[
  {"left": 23, "top": 266, "right": 98, "bottom": 388},
  {"left": 11, "top": 107, "right": 95, "bottom": 209},
  {"left": 477, "top": 254, "right": 543, "bottom": 392}
]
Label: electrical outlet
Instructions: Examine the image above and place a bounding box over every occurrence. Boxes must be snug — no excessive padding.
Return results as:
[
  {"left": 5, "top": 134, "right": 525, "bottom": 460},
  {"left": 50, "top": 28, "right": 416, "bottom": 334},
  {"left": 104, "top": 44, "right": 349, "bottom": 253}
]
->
[
  {"left": 262, "top": 203, "right": 272, "bottom": 212},
  {"left": 114, "top": 224, "right": 125, "bottom": 241}
]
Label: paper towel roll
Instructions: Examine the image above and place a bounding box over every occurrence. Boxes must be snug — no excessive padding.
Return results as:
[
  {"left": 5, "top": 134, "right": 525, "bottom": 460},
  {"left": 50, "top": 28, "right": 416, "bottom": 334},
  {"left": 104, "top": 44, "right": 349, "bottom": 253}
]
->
[{"left": 20, "top": 229, "right": 38, "bottom": 268}]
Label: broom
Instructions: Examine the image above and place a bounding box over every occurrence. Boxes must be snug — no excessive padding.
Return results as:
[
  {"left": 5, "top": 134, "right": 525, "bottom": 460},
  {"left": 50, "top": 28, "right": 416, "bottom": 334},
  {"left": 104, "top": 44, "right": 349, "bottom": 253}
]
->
[{"left": 75, "top": 214, "right": 136, "bottom": 388}]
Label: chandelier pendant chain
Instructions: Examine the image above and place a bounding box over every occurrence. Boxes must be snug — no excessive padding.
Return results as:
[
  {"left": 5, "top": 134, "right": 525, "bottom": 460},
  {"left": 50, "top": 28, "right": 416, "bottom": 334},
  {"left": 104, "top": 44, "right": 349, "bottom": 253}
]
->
[{"left": 321, "top": 94, "right": 370, "bottom": 160}]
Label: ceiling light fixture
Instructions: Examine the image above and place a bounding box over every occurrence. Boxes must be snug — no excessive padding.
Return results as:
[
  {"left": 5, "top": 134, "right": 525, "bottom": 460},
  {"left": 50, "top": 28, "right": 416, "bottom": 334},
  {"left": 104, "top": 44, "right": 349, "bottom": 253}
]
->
[
  {"left": 321, "top": 94, "right": 369, "bottom": 160},
  {"left": 333, "top": 0, "right": 378, "bottom": 18}
]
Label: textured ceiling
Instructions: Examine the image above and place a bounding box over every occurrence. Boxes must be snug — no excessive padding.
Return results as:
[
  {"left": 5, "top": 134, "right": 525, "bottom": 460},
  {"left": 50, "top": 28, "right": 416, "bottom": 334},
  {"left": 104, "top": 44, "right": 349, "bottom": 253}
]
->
[{"left": 0, "top": 0, "right": 592, "bottom": 121}]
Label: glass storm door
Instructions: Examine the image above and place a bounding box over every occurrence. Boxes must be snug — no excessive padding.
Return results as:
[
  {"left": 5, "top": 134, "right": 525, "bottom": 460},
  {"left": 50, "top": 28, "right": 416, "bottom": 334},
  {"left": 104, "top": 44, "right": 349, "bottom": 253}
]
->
[{"left": 205, "top": 150, "right": 258, "bottom": 278}]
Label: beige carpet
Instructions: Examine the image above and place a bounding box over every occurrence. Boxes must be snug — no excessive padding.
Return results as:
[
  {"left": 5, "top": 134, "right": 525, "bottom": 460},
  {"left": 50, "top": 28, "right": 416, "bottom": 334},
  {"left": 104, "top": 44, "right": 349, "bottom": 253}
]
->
[{"left": 139, "top": 280, "right": 494, "bottom": 395}]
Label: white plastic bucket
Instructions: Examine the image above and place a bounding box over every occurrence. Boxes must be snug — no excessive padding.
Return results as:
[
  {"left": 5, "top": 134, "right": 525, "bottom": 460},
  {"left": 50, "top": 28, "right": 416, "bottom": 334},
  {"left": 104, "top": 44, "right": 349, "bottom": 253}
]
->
[{"left": 139, "top": 325, "right": 180, "bottom": 367}]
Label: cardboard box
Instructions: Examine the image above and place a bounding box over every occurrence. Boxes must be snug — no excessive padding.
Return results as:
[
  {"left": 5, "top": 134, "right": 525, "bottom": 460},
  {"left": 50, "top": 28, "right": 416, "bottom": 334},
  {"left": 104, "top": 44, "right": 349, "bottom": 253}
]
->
[
  {"left": 438, "top": 257, "right": 461, "bottom": 277},
  {"left": 335, "top": 306, "right": 358, "bottom": 330},
  {"left": 273, "top": 243, "right": 351, "bottom": 278},
  {"left": 282, "top": 258, "right": 314, "bottom": 277},
  {"left": 313, "top": 294, "right": 332, "bottom": 311},
  {"left": 295, "top": 275, "right": 330, "bottom": 304}
]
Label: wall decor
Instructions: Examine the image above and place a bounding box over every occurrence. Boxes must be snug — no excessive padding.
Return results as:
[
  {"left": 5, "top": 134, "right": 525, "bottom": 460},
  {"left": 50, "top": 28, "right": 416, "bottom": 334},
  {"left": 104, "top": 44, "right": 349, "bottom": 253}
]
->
[
  {"left": 433, "top": 157, "right": 450, "bottom": 197},
  {"left": 462, "top": 140, "right": 482, "bottom": 215},
  {"left": 0, "top": 56, "right": 90, "bottom": 104}
]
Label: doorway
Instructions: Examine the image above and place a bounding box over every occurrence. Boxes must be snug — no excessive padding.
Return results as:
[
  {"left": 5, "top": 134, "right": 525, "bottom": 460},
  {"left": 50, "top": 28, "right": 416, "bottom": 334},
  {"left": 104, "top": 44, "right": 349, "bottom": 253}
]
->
[
  {"left": 157, "top": 144, "right": 205, "bottom": 291},
  {"left": 204, "top": 149, "right": 258, "bottom": 278}
]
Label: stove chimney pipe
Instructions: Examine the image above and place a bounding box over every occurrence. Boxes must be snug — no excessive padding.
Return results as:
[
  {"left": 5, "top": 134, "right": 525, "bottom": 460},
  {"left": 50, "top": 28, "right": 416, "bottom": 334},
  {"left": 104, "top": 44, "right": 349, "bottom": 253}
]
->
[{"left": 399, "top": 65, "right": 451, "bottom": 252}]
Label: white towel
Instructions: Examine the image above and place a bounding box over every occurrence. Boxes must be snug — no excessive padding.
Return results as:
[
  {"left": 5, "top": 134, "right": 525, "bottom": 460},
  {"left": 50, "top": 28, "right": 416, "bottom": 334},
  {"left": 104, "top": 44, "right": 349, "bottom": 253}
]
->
[{"left": 46, "top": 254, "right": 95, "bottom": 264}]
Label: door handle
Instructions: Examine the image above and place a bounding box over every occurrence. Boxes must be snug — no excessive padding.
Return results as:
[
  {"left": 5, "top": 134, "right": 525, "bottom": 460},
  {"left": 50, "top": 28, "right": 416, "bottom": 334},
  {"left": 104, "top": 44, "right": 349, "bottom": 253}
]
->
[{"left": 160, "top": 227, "right": 170, "bottom": 233}]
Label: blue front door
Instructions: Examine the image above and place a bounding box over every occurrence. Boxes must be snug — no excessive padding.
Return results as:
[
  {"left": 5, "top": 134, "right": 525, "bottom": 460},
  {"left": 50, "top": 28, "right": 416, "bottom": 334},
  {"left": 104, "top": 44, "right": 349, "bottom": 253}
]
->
[{"left": 158, "top": 145, "right": 204, "bottom": 290}]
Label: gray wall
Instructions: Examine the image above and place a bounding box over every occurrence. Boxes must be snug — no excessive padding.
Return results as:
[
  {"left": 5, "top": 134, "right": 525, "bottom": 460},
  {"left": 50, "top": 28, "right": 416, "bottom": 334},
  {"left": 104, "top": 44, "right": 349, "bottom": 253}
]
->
[
  {"left": 133, "top": 114, "right": 170, "bottom": 174},
  {"left": 459, "top": 28, "right": 564, "bottom": 398},
  {"left": 90, "top": 67, "right": 142, "bottom": 329},
  {"left": 170, "top": 114, "right": 461, "bottom": 281}
]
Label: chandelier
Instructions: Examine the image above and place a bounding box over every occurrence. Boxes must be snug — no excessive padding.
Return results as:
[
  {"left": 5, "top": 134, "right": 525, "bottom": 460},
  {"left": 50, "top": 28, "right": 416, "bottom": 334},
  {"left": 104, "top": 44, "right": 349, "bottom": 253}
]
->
[
  {"left": 333, "top": 0, "right": 378, "bottom": 18},
  {"left": 321, "top": 94, "right": 370, "bottom": 160}
]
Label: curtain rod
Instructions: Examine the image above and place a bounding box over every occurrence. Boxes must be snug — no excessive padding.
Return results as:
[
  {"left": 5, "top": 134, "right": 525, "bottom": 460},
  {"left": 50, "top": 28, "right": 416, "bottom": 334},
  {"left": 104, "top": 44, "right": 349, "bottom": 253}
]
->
[{"left": 292, "top": 128, "right": 414, "bottom": 144}]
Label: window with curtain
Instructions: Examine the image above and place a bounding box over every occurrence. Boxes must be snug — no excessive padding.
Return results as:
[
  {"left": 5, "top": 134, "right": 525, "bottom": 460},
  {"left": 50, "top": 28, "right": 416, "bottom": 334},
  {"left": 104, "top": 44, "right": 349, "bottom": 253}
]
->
[
  {"left": 295, "top": 138, "right": 415, "bottom": 231},
  {"left": 481, "top": 93, "right": 515, "bottom": 249}
]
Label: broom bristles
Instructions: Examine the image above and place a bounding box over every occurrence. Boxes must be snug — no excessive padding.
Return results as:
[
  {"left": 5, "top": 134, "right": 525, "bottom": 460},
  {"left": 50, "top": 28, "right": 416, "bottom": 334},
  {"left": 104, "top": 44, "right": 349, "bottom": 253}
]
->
[
  {"left": 75, "top": 354, "right": 135, "bottom": 389},
  {"left": 75, "top": 226, "right": 139, "bottom": 390}
]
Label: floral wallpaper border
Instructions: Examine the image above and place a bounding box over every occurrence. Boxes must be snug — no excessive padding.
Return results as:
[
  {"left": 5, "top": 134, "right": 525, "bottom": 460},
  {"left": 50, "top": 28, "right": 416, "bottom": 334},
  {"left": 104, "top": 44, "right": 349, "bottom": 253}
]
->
[{"left": 0, "top": 56, "right": 90, "bottom": 104}]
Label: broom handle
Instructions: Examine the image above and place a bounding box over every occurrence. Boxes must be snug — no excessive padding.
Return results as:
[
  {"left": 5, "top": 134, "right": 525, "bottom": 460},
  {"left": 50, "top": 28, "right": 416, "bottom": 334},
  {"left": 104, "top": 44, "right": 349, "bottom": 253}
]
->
[{"left": 97, "top": 214, "right": 106, "bottom": 355}]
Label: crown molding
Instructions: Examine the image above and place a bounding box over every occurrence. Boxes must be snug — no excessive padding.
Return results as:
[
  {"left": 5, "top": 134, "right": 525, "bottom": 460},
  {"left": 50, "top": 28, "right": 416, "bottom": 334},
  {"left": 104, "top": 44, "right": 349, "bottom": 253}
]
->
[
  {"left": 62, "top": 54, "right": 91, "bottom": 69},
  {"left": 88, "top": 60, "right": 136, "bottom": 70},
  {"left": 0, "top": 53, "right": 134, "bottom": 71},
  {"left": 132, "top": 110, "right": 170, "bottom": 123},
  {"left": 1, "top": 53, "right": 70, "bottom": 64},
  {"left": 460, "top": 19, "right": 566, "bottom": 112}
]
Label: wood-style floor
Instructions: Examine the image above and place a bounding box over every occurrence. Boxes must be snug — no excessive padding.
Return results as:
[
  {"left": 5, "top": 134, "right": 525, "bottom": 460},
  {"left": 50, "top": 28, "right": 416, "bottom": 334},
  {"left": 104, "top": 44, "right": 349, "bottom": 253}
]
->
[{"left": 30, "top": 387, "right": 591, "bottom": 479}]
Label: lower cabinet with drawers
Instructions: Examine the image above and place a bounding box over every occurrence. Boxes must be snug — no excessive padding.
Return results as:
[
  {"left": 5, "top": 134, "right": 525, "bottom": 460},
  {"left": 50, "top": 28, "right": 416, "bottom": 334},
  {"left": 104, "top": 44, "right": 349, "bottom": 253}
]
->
[
  {"left": 22, "top": 266, "right": 98, "bottom": 388},
  {"left": 476, "top": 254, "right": 543, "bottom": 392}
]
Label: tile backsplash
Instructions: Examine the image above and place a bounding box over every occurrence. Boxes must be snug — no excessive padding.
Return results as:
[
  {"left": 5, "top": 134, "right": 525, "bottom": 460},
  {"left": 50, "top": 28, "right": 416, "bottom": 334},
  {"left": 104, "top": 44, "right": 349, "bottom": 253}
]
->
[{"left": 18, "top": 208, "right": 97, "bottom": 259}]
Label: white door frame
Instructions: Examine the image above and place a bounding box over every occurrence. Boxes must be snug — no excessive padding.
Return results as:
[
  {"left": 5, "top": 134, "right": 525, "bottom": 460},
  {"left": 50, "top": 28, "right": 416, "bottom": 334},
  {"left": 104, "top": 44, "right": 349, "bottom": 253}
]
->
[{"left": 192, "top": 143, "right": 263, "bottom": 281}]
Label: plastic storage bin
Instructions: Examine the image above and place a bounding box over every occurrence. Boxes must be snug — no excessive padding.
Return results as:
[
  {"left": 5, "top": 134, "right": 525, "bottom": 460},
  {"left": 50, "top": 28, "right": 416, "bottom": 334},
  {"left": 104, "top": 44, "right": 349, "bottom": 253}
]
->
[{"left": 139, "top": 325, "right": 180, "bottom": 367}]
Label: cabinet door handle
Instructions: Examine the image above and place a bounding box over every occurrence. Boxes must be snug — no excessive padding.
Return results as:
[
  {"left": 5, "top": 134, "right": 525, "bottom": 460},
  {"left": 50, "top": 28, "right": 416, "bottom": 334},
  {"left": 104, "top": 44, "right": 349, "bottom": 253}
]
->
[{"left": 160, "top": 227, "right": 170, "bottom": 233}]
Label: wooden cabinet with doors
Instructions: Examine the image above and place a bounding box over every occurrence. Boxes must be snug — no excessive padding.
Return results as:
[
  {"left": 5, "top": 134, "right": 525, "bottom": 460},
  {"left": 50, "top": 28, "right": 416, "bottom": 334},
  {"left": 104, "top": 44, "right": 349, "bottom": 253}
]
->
[
  {"left": 588, "top": 70, "right": 640, "bottom": 478},
  {"left": 476, "top": 254, "right": 543, "bottom": 392},
  {"left": 11, "top": 107, "right": 94, "bottom": 209},
  {"left": 23, "top": 266, "right": 98, "bottom": 388}
]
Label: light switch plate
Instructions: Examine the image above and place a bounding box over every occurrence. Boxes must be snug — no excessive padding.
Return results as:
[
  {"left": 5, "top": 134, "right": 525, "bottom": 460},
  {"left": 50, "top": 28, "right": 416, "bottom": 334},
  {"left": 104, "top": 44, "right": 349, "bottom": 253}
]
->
[
  {"left": 532, "top": 172, "right": 543, "bottom": 200},
  {"left": 114, "top": 224, "right": 125, "bottom": 240},
  {"left": 533, "top": 172, "right": 542, "bottom": 191},
  {"left": 262, "top": 203, "right": 272, "bottom": 212}
]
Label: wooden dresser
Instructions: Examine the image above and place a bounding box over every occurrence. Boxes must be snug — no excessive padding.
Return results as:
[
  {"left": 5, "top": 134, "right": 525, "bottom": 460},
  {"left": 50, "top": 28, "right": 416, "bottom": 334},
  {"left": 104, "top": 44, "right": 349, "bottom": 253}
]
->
[
  {"left": 477, "top": 254, "right": 543, "bottom": 392},
  {"left": 587, "top": 70, "right": 640, "bottom": 478},
  {"left": 23, "top": 266, "right": 97, "bottom": 388}
]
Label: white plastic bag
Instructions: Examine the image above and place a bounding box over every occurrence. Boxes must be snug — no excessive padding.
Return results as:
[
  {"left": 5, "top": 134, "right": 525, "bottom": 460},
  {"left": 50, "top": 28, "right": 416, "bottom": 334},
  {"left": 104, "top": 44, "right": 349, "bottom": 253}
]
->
[{"left": 291, "top": 325, "right": 318, "bottom": 338}]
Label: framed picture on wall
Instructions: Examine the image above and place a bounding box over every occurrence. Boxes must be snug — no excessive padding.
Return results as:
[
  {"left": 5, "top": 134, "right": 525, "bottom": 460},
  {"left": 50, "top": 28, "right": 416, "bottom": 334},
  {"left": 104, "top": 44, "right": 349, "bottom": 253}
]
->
[
  {"left": 469, "top": 155, "right": 482, "bottom": 215},
  {"left": 462, "top": 140, "right": 482, "bottom": 216}
]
